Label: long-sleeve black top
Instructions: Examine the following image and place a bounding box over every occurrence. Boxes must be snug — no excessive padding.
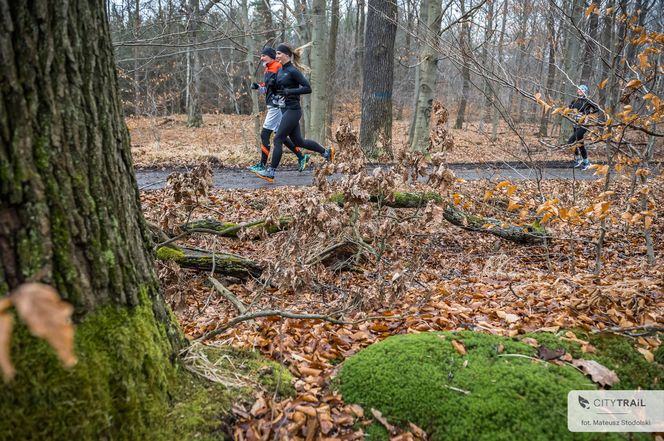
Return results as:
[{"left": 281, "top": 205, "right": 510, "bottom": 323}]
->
[{"left": 272, "top": 61, "right": 312, "bottom": 110}]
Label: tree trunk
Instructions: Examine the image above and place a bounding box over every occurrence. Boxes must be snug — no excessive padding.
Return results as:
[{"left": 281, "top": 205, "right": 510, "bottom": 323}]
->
[
  {"left": 355, "top": 0, "right": 366, "bottom": 78},
  {"left": 491, "top": 0, "right": 508, "bottom": 141},
  {"left": 558, "top": 0, "right": 583, "bottom": 143},
  {"left": 454, "top": 0, "right": 471, "bottom": 130},
  {"left": 478, "top": 0, "right": 495, "bottom": 133},
  {"left": 186, "top": 0, "right": 203, "bottom": 128},
  {"left": 598, "top": 0, "right": 616, "bottom": 107},
  {"left": 0, "top": 0, "right": 184, "bottom": 437},
  {"left": 309, "top": 0, "right": 328, "bottom": 143},
  {"left": 410, "top": 0, "right": 442, "bottom": 152},
  {"left": 325, "top": 0, "right": 340, "bottom": 140},
  {"left": 256, "top": 0, "right": 276, "bottom": 43},
  {"left": 242, "top": 0, "right": 261, "bottom": 150},
  {"left": 360, "top": 0, "right": 398, "bottom": 158},
  {"left": 538, "top": 1, "right": 557, "bottom": 137},
  {"left": 133, "top": 0, "right": 141, "bottom": 115},
  {"left": 580, "top": 4, "right": 599, "bottom": 84}
]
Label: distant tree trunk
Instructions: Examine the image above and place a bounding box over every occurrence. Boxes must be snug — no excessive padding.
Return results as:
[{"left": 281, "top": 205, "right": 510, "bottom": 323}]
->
[
  {"left": 454, "top": 0, "right": 471, "bottom": 129},
  {"left": 360, "top": 0, "right": 398, "bottom": 158},
  {"left": 580, "top": 5, "right": 599, "bottom": 83},
  {"left": 355, "top": 0, "right": 366, "bottom": 80},
  {"left": 256, "top": 0, "right": 276, "bottom": 43},
  {"left": 295, "top": 0, "right": 312, "bottom": 135},
  {"left": 186, "top": 0, "right": 203, "bottom": 127},
  {"left": 310, "top": 0, "right": 328, "bottom": 143},
  {"left": 410, "top": 0, "right": 442, "bottom": 152},
  {"left": 539, "top": 1, "right": 557, "bottom": 137},
  {"left": 133, "top": 0, "right": 141, "bottom": 115},
  {"left": 242, "top": 0, "right": 260, "bottom": 149},
  {"left": 408, "top": 0, "right": 427, "bottom": 146},
  {"left": 557, "top": 0, "right": 583, "bottom": 143},
  {"left": 326, "top": 0, "right": 340, "bottom": 140},
  {"left": 478, "top": 0, "right": 495, "bottom": 133},
  {"left": 491, "top": 0, "right": 508, "bottom": 141},
  {"left": 598, "top": 0, "right": 616, "bottom": 107},
  {"left": 0, "top": 0, "right": 183, "bottom": 437}
]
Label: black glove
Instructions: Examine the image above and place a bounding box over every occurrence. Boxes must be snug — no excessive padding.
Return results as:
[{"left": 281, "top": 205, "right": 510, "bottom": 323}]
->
[
  {"left": 276, "top": 88, "right": 290, "bottom": 96},
  {"left": 250, "top": 82, "right": 259, "bottom": 90}
]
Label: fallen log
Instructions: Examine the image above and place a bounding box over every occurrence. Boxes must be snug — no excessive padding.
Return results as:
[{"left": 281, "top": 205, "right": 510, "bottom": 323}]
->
[
  {"left": 156, "top": 245, "right": 263, "bottom": 280},
  {"left": 443, "top": 204, "right": 548, "bottom": 244},
  {"left": 179, "top": 217, "right": 292, "bottom": 238},
  {"left": 329, "top": 191, "right": 442, "bottom": 208}
]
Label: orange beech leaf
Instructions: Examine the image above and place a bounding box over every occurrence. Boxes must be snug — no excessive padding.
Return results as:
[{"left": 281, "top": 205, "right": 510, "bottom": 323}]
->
[{"left": 11, "top": 283, "right": 77, "bottom": 368}]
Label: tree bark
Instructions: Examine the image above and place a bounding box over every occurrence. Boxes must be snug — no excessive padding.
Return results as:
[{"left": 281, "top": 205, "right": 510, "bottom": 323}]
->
[
  {"left": 186, "top": 0, "right": 203, "bottom": 127},
  {"left": 454, "top": 0, "right": 471, "bottom": 129},
  {"left": 410, "top": 0, "right": 442, "bottom": 152},
  {"left": 156, "top": 246, "right": 263, "bottom": 280},
  {"left": 325, "top": 0, "right": 340, "bottom": 140},
  {"left": 309, "top": 0, "right": 328, "bottom": 143},
  {"left": 0, "top": 0, "right": 183, "bottom": 437},
  {"left": 360, "top": 0, "right": 398, "bottom": 158},
  {"left": 478, "top": 0, "right": 495, "bottom": 133},
  {"left": 538, "top": 1, "right": 557, "bottom": 137}
]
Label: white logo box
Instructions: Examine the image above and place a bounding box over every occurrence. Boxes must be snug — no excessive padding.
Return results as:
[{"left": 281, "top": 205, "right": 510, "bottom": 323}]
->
[{"left": 568, "top": 390, "right": 664, "bottom": 432}]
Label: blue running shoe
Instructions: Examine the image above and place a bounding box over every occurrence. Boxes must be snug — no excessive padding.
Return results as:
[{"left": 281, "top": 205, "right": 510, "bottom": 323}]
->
[
  {"left": 248, "top": 162, "right": 265, "bottom": 172},
  {"left": 255, "top": 167, "right": 275, "bottom": 182},
  {"left": 298, "top": 154, "right": 310, "bottom": 172}
]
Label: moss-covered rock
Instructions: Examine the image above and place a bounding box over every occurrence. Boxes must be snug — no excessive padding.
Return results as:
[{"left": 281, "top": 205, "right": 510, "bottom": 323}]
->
[
  {"left": 0, "top": 295, "right": 292, "bottom": 440},
  {"left": 338, "top": 331, "right": 632, "bottom": 441}
]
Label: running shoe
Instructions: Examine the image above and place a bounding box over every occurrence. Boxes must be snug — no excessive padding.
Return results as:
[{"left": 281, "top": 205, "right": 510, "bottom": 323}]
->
[
  {"left": 581, "top": 159, "right": 591, "bottom": 171},
  {"left": 255, "top": 167, "right": 275, "bottom": 182},
  {"left": 298, "top": 154, "right": 310, "bottom": 172},
  {"left": 248, "top": 162, "right": 265, "bottom": 172},
  {"left": 323, "top": 145, "right": 335, "bottom": 162}
]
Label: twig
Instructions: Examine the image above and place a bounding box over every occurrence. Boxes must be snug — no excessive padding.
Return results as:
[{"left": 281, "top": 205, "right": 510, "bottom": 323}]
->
[
  {"left": 444, "top": 385, "right": 471, "bottom": 395},
  {"left": 497, "top": 354, "right": 545, "bottom": 363},
  {"left": 208, "top": 276, "right": 247, "bottom": 314}
]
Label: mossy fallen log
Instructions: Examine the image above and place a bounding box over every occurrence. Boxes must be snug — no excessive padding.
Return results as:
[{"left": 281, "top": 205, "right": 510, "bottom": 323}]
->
[
  {"left": 329, "top": 191, "right": 442, "bottom": 208},
  {"left": 179, "top": 217, "right": 293, "bottom": 237},
  {"left": 156, "top": 245, "right": 263, "bottom": 279},
  {"left": 443, "top": 203, "right": 548, "bottom": 244}
]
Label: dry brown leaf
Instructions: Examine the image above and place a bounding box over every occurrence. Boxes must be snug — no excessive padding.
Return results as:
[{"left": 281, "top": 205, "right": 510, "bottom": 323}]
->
[
  {"left": 349, "top": 404, "right": 364, "bottom": 418},
  {"left": 250, "top": 395, "right": 268, "bottom": 417},
  {"left": 572, "top": 359, "right": 619, "bottom": 387},
  {"left": 317, "top": 409, "right": 334, "bottom": 435},
  {"left": 11, "top": 283, "right": 77, "bottom": 367},
  {"left": 537, "top": 345, "right": 565, "bottom": 361},
  {"left": 408, "top": 422, "right": 428, "bottom": 440},
  {"left": 0, "top": 312, "right": 15, "bottom": 382},
  {"left": 451, "top": 340, "right": 466, "bottom": 355},
  {"left": 371, "top": 408, "right": 396, "bottom": 435},
  {"left": 637, "top": 348, "right": 654, "bottom": 363}
]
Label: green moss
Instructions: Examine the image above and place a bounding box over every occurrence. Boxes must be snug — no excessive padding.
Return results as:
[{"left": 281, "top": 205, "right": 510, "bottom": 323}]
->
[
  {"left": 155, "top": 246, "right": 185, "bottom": 261},
  {"left": 655, "top": 344, "right": 664, "bottom": 365},
  {"left": 103, "top": 249, "right": 116, "bottom": 267},
  {"left": 338, "top": 331, "right": 630, "bottom": 441},
  {"left": 523, "top": 331, "right": 661, "bottom": 390},
  {"left": 0, "top": 286, "right": 294, "bottom": 440},
  {"left": 391, "top": 191, "right": 442, "bottom": 207}
]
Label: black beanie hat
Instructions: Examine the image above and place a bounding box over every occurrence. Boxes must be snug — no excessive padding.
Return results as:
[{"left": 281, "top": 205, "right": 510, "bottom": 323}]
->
[
  {"left": 261, "top": 47, "right": 276, "bottom": 59},
  {"left": 276, "top": 44, "right": 292, "bottom": 56}
]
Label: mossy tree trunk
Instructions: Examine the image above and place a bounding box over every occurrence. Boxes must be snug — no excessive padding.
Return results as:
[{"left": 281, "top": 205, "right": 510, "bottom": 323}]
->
[{"left": 0, "top": 1, "right": 184, "bottom": 438}]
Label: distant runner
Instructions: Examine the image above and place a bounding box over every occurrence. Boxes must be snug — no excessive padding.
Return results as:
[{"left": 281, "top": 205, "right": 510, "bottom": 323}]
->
[
  {"left": 248, "top": 47, "right": 309, "bottom": 174},
  {"left": 567, "top": 84, "right": 599, "bottom": 170}
]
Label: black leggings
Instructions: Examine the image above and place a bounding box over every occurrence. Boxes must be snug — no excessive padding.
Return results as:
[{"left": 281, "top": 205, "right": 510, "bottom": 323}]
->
[
  {"left": 270, "top": 108, "right": 325, "bottom": 169},
  {"left": 568, "top": 126, "right": 588, "bottom": 159},
  {"left": 260, "top": 128, "right": 300, "bottom": 165}
]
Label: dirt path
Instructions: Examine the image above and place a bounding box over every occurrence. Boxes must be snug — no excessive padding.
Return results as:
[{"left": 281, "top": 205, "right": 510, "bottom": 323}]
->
[{"left": 135, "top": 161, "right": 624, "bottom": 190}]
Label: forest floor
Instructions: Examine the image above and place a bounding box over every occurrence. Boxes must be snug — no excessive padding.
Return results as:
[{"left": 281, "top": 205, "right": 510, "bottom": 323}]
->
[
  {"left": 139, "top": 131, "right": 663, "bottom": 439},
  {"left": 127, "top": 113, "right": 636, "bottom": 169}
]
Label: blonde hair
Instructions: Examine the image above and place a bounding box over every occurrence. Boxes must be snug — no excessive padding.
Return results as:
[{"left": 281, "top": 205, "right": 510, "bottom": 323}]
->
[{"left": 280, "top": 42, "right": 312, "bottom": 74}]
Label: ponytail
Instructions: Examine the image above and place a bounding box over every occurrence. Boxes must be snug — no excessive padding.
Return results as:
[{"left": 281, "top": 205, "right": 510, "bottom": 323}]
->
[{"left": 278, "top": 42, "right": 312, "bottom": 74}]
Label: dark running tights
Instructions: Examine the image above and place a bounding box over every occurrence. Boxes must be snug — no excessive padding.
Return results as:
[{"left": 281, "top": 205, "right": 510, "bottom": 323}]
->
[
  {"left": 260, "top": 128, "right": 300, "bottom": 165},
  {"left": 568, "top": 126, "right": 588, "bottom": 159},
  {"left": 270, "top": 108, "right": 325, "bottom": 169}
]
